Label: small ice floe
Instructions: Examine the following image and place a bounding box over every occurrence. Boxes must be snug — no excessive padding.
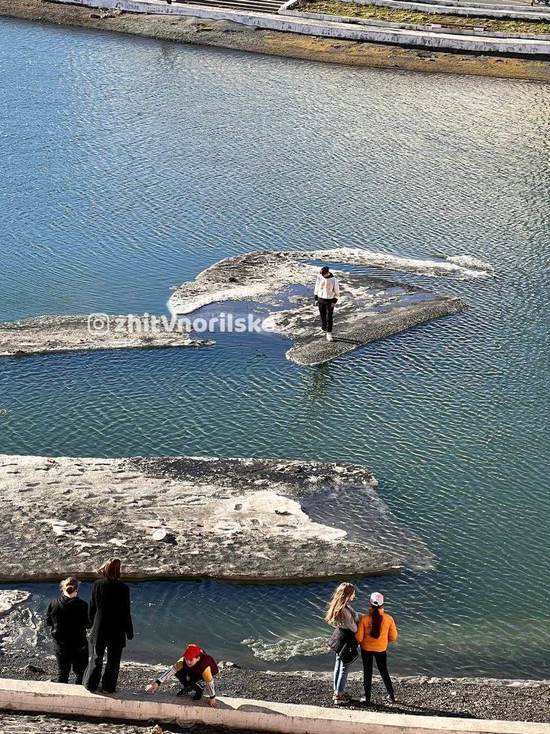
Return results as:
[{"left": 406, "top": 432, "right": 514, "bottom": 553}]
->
[
  {"left": 0, "top": 590, "right": 42, "bottom": 653},
  {"left": 446, "top": 254, "right": 495, "bottom": 276},
  {"left": 218, "top": 660, "right": 240, "bottom": 669},
  {"left": 0, "top": 590, "right": 31, "bottom": 617},
  {"left": 152, "top": 528, "right": 168, "bottom": 541},
  {"left": 242, "top": 635, "right": 328, "bottom": 662},
  {"left": 297, "top": 248, "right": 495, "bottom": 280}
]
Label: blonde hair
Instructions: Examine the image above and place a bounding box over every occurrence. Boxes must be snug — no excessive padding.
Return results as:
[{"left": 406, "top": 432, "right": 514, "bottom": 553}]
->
[
  {"left": 324, "top": 582, "right": 357, "bottom": 625},
  {"left": 60, "top": 577, "right": 79, "bottom": 595},
  {"left": 98, "top": 558, "right": 121, "bottom": 580}
]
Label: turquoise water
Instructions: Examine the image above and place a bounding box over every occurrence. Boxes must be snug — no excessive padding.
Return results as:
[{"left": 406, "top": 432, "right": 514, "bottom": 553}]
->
[{"left": 1, "top": 18, "right": 549, "bottom": 679}]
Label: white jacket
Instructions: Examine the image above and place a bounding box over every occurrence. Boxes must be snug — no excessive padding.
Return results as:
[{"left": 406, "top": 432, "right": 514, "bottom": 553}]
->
[{"left": 315, "top": 273, "right": 340, "bottom": 300}]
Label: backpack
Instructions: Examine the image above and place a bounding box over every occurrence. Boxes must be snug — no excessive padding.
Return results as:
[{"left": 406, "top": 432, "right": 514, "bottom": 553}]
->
[{"left": 328, "top": 627, "right": 358, "bottom": 665}]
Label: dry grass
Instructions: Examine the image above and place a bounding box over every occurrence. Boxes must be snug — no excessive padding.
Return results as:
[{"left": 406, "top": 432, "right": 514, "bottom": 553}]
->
[{"left": 302, "top": 0, "right": 550, "bottom": 34}]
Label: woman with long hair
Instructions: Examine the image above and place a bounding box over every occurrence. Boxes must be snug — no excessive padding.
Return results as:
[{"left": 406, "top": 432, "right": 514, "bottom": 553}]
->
[
  {"left": 325, "top": 582, "right": 359, "bottom": 705},
  {"left": 83, "top": 558, "right": 133, "bottom": 694},
  {"left": 46, "top": 576, "right": 89, "bottom": 684},
  {"left": 355, "top": 591, "right": 397, "bottom": 705}
]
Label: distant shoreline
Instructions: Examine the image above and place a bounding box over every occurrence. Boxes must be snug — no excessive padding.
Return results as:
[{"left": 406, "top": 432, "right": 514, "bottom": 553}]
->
[{"left": 1, "top": 0, "right": 549, "bottom": 81}]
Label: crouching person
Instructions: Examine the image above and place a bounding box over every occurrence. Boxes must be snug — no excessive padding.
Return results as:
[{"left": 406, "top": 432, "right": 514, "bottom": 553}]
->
[
  {"left": 146, "top": 644, "right": 219, "bottom": 707},
  {"left": 46, "top": 577, "right": 89, "bottom": 684}
]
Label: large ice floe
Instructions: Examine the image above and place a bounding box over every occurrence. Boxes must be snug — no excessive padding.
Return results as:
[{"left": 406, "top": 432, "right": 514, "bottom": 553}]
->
[
  {"left": 169, "top": 249, "right": 493, "bottom": 366},
  {"left": 0, "top": 454, "right": 433, "bottom": 582},
  {"left": 0, "top": 314, "right": 213, "bottom": 359}
]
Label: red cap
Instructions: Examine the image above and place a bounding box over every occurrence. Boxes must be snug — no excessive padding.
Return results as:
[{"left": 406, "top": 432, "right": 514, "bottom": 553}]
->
[{"left": 183, "top": 644, "right": 203, "bottom": 662}]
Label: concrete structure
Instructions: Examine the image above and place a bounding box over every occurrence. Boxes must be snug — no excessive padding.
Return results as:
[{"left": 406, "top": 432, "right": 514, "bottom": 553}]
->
[
  {"left": 168, "top": 0, "right": 283, "bottom": 14},
  {"left": 51, "top": 0, "right": 550, "bottom": 54},
  {"left": 1, "top": 678, "right": 550, "bottom": 734}
]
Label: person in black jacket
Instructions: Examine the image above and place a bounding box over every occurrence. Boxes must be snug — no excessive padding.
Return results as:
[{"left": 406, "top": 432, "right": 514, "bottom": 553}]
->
[
  {"left": 83, "top": 558, "right": 133, "bottom": 693},
  {"left": 46, "top": 577, "right": 89, "bottom": 684}
]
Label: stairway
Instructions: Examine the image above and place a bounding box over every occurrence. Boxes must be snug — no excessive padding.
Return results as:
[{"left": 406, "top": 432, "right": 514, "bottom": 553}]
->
[{"left": 169, "top": 0, "right": 283, "bottom": 13}]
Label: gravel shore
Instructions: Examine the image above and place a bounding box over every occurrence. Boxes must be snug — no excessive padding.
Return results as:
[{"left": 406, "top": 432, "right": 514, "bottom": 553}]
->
[{"left": 2, "top": 653, "right": 549, "bottom": 724}]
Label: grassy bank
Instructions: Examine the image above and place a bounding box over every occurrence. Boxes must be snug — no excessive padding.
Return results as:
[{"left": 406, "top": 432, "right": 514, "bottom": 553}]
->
[{"left": 302, "top": 0, "right": 550, "bottom": 34}]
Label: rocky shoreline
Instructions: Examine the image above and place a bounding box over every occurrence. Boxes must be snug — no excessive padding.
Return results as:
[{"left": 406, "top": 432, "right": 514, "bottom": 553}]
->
[
  {"left": 1, "top": 653, "right": 549, "bottom": 724},
  {"left": 1, "top": 0, "right": 549, "bottom": 81},
  {"left": 0, "top": 453, "right": 433, "bottom": 581},
  {"left": 0, "top": 578, "right": 548, "bottom": 728}
]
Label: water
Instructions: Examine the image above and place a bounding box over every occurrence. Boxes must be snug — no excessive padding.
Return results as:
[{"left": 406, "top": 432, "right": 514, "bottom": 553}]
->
[{"left": 1, "top": 18, "right": 549, "bottom": 679}]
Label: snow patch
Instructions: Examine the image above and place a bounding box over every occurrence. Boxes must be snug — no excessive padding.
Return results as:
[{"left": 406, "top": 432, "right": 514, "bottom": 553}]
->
[{"left": 292, "top": 248, "right": 495, "bottom": 280}]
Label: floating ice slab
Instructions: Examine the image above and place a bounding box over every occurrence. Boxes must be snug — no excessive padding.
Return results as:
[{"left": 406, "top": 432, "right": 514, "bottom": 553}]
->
[
  {"left": 169, "top": 249, "right": 474, "bottom": 365},
  {"left": 0, "top": 454, "right": 433, "bottom": 582},
  {"left": 0, "top": 315, "right": 213, "bottom": 358}
]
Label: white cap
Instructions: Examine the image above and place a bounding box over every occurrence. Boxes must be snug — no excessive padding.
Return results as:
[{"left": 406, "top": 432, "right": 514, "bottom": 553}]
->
[{"left": 370, "top": 592, "right": 384, "bottom": 607}]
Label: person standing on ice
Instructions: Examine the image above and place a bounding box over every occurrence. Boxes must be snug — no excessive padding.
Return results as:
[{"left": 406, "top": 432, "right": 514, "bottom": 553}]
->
[{"left": 314, "top": 266, "right": 339, "bottom": 341}]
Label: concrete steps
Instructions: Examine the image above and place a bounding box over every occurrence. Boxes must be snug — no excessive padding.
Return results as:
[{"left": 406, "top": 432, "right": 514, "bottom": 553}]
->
[
  {"left": 49, "top": 0, "right": 550, "bottom": 53},
  {"left": 170, "top": 0, "right": 282, "bottom": 13}
]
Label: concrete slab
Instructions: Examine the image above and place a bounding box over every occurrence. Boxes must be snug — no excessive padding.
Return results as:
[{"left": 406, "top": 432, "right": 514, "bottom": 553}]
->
[{"left": 0, "top": 678, "right": 549, "bottom": 734}]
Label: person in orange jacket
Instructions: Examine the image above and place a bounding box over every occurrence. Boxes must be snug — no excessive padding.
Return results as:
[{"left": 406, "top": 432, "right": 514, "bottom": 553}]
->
[{"left": 355, "top": 592, "right": 398, "bottom": 705}]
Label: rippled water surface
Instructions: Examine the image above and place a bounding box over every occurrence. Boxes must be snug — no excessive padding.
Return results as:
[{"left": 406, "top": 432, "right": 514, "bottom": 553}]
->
[{"left": 1, "top": 18, "right": 549, "bottom": 679}]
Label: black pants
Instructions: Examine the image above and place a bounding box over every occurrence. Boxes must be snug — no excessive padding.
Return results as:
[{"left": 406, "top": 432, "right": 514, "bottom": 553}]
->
[
  {"left": 84, "top": 638, "right": 124, "bottom": 693},
  {"left": 317, "top": 298, "right": 334, "bottom": 333},
  {"left": 361, "top": 650, "right": 395, "bottom": 703},
  {"left": 54, "top": 643, "right": 88, "bottom": 684},
  {"left": 176, "top": 670, "right": 205, "bottom": 701}
]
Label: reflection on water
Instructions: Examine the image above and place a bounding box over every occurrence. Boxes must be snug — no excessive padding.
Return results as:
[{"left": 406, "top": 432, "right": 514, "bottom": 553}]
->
[{"left": 0, "top": 18, "right": 549, "bottom": 679}]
